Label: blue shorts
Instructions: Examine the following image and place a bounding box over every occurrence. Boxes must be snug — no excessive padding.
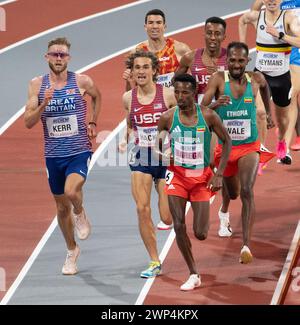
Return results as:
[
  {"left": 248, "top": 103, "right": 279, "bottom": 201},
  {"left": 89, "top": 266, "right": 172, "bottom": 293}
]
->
[
  {"left": 290, "top": 47, "right": 300, "bottom": 66},
  {"left": 129, "top": 146, "right": 167, "bottom": 179},
  {"left": 45, "top": 151, "right": 92, "bottom": 195},
  {"left": 130, "top": 164, "right": 167, "bottom": 179}
]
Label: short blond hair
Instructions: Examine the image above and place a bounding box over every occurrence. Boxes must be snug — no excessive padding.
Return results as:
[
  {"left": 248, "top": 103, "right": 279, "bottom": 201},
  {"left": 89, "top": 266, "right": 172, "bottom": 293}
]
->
[{"left": 48, "top": 37, "right": 71, "bottom": 50}]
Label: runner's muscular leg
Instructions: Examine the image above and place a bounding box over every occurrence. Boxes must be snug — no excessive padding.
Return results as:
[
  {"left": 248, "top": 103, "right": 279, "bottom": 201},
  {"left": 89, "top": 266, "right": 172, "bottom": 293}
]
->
[
  {"left": 222, "top": 174, "right": 240, "bottom": 213},
  {"left": 191, "top": 201, "right": 210, "bottom": 241},
  {"left": 256, "top": 91, "right": 267, "bottom": 145},
  {"left": 156, "top": 178, "right": 172, "bottom": 225},
  {"left": 168, "top": 195, "right": 197, "bottom": 274},
  {"left": 286, "top": 65, "right": 300, "bottom": 147},
  {"left": 238, "top": 152, "right": 259, "bottom": 247},
  {"left": 54, "top": 194, "right": 76, "bottom": 250},
  {"left": 131, "top": 171, "right": 159, "bottom": 261},
  {"left": 275, "top": 103, "right": 290, "bottom": 141},
  {"left": 64, "top": 173, "right": 85, "bottom": 215}
]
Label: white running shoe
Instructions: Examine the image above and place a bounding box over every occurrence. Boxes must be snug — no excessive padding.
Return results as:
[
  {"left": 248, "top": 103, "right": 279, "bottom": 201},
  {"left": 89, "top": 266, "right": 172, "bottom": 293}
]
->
[
  {"left": 62, "top": 245, "right": 80, "bottom": 275},
  {"left": 180, "top": 274, "right": 201, "bottom": 291},
  {"left": 73, "top": 208, "right": 91, "bottom": 240},
  {"left": 218, "top": 208, "right": 232, "bottom": 237},
  {"left": 157, "top": 221, "right": 173, "bottom": 230},
  {"left": 239, "top": 245, "right": 253, "bottom": 264}
]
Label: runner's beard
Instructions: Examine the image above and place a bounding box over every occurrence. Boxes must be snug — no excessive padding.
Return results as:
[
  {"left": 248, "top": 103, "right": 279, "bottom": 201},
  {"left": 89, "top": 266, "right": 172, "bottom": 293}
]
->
[
  {"left": 229, "top": 68, "right": 246, "bottom": 80},
  {"left": 49, "top": 62, "right": 67, "bottom": 75}
]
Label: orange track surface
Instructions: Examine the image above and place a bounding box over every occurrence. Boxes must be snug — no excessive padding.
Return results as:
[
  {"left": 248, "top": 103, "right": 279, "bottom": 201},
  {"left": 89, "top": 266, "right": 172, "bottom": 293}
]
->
[
  {"left": 0, "top": 0, "right": 137, "bottom": 49},
  {"left": 283, "top": 242, "right": 300, "bottom": 304},
  {"left": 144, "top": 154, "right": 300, "bottom": 304},
  {"left": 1, "top": 7, "right": 298, "bottom": 304},
  {"left": 0, "top": 0, "right": 133, "bottom": 301}
]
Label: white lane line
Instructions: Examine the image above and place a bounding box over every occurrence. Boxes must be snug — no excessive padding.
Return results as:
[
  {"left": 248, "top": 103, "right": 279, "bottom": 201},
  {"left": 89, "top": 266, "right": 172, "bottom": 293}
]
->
[
  {"left": 0, "top": 107, "right": 24, "bottom": 136},
  {"left": 0, "top": 0, "right": 152, "bottom": 55},
  {"left": 270, "top": 220, "right": 300, "bottom": 305},
  {"left": 0, "top": 9, "right": 253, "bottom": 304},
  {"left": 135, "top": 196, "right": 216, "bottom": 305},
  {"left": 135, "top": 204, "right": 190, "bottom": 306},
  {"left": 0, "top": 0, "right": 17, "bottom": 5},
  {"left": 164, "top": 9, "right": 248, "bottom": 37},
  {"left": 0, "top": 217, "right": 58, "bottom": 305}
]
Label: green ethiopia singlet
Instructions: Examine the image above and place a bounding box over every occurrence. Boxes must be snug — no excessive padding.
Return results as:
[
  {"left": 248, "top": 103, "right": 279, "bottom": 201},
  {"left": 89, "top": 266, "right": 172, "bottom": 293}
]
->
[
  {"left": 170, "top": 104, "right": 211, "bottom": 169},
  {"left": 216, "top": 71, "right": 258, "bottom": 146}
]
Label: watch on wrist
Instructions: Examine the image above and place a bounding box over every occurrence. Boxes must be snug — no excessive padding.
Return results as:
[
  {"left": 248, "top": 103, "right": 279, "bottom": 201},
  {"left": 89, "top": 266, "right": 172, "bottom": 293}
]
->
[{"left": 278, "top": 32, "right": 285, "bottom": 40}]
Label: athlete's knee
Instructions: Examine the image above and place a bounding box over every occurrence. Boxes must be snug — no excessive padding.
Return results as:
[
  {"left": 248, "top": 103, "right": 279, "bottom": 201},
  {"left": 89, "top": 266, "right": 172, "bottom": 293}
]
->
[
  {"left": 136, "top": 203, "right": 151, "bottom": 217},
  {"left": 227, "top": 190, "right": 239, "bottom": 200},
  {"left": 240, "top": 186, "right": 253, "bottom": 201},
  {"left": 256, "top": 107, "right": 266, "bottom": 122},
  {"left": 173, "top": 220, "right": 186, "bottom": 235},
  {"left": 194, "top": 230, "right": 207, "bottom": 241},
  {"left": 64, "top": 187, "right": 79, "bottom": 202},
  {"left": 56, "top": 204, "right": 71, "bottom": 218}
]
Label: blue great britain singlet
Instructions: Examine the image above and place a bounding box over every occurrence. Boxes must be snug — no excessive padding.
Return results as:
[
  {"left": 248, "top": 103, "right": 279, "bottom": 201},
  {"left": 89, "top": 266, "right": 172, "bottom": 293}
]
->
[{"left": 39, "top": 71, "right": 91, "bottom": 158}]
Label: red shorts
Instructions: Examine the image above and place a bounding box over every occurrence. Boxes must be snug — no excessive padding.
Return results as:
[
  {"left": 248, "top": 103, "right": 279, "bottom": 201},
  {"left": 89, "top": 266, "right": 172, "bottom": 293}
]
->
[
  {"left": 214, "top": 141, "right": 260, "bottom": 177},
  {"left": 165, "top": 165, "right": 214, "bottom": 202}
]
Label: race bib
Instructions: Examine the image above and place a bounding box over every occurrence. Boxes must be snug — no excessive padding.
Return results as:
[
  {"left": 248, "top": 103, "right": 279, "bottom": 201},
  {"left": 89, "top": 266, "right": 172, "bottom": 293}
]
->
[
  {"left": 156, "top": 72, "right": 174, "bottom": 87},
  {"left": 165, "top": 170, "right": 174, "bottom": 185},
  {"left": 223, "top": 119, "right": 251, "bottom": 141},
  {"left": 174, "top": 140, "right": 204, "bottom": 166},
  {"left": 197, "top": 94, "right": 204, "bottom": 105},
  {"left": 46, "top": 115, "right": 78, "bottom": 138},
  {"left": 256, "top": 51, "right": 286, "bottom": 72},
  {"left": 137, "top": 126, "right": 158, "bottom": 147}
]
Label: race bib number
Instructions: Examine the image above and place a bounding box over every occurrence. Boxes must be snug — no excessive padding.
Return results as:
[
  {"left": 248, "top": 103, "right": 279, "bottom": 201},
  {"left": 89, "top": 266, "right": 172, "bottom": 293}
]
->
[
  {"left": 165, "top": 170, "right": 174, "bottom": 185},
  {"left": 223, "top": 119, "right": 251, "bottom": 141},
  {"left": 46, "top": 115, "right": 78, "bottom": 138},
  {"left": 174, "top": 140, "right": 204, "bottom": 166},
  {"left": 256, "top": 51, "right": 286, "bottom": 72},
  {"left": 157, "top": 72, "right": 174, "bottom": 87},
  {"left": 137, "top": 126, "right": 158, "bottom": 147}
]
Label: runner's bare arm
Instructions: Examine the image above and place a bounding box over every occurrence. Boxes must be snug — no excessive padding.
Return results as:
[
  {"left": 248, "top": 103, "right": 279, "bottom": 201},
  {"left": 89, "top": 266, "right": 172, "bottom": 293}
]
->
[
  {"left": 174, "top": 50, "right": 194, "bottom": 77},
  {"left": 78, "top": 74, "right": 101, "bottom": 124},
  {"left": 155, "top": 109, "right": 173, "bottom": 162},
  {"left": 201, "top": 73, "right": 230, "bottom": 109},
  {"left": 272, "top": 11, "right": 300, "bottom": 48},
  {"left": 118, "top": 91, "right": 133, "bottom": 152},
  {"left": 253, "top": 71, "right": 275, "bottom": 129},
  {"left": 204, "top": 109, "right": 231, "bottom": 191},
  {"left": 174, "top": 40, "right": 191, "bottom": 62},
  {"left": 239, "top": 11, "right": 259, "bottom": 43},
  {"left": 163, "top": 86, "right": 177, "bottom": 108},
  {"left": 24, "top": 77, "right": 54, "bottom": 129},
  {"left": 123, "top": 48, "right": 138, "bottom": 91}
]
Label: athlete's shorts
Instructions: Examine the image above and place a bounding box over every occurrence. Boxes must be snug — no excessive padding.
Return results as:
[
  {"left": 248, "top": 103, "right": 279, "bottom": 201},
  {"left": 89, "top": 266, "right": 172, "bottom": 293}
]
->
[
  {"left": 165, "top": 165, "right": 214, "bottom": 202},
  {"left": 130, "top": 164, "right": 167, "bottom": 179},
  {"left": 214, "top": 141, "right": 260, "bottom": 177},
  {"left": 45, "top": 151, "right": 92, "bottom": 195},
  {"left": 290, "top": 47, "right": 300, "bottom": 66},
  {"left": 129, "top": 146, "right": 167, "bottom": 180},
  {"left": 256, "top": 69, "right": 291, "bottom": 107}
]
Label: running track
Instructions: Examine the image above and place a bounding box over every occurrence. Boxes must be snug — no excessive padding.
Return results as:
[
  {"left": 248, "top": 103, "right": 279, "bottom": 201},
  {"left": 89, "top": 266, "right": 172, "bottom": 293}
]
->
[{"left": 0, "top": 0, "right": 299, "bottom": 305}]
